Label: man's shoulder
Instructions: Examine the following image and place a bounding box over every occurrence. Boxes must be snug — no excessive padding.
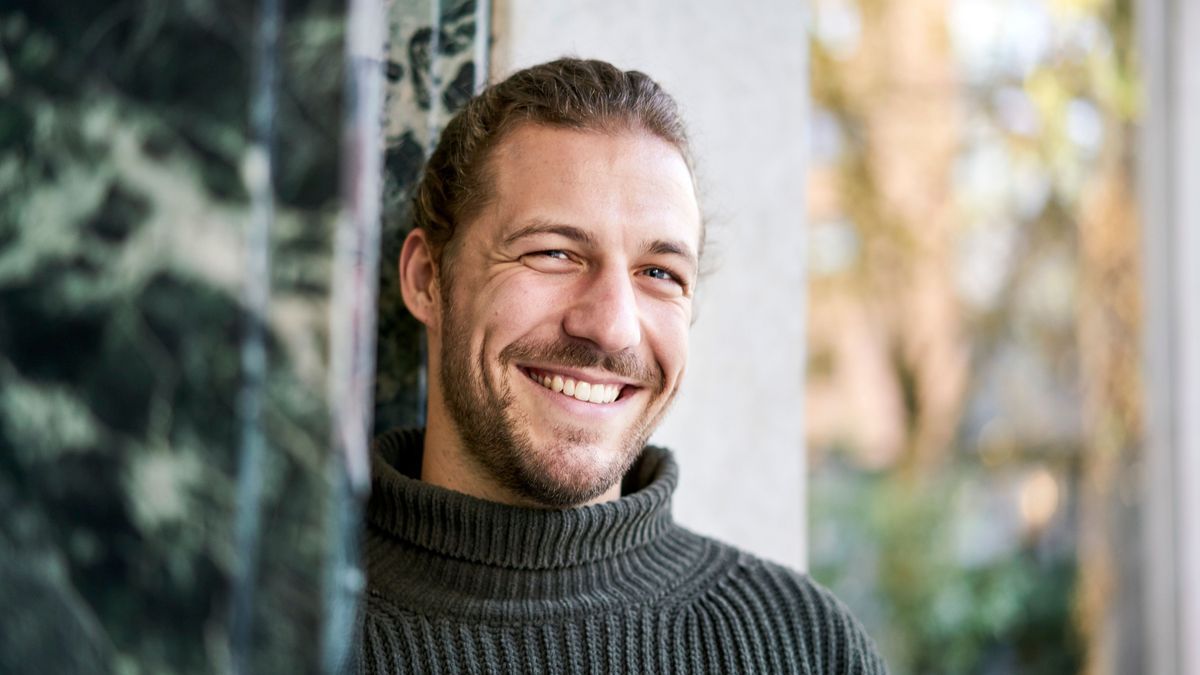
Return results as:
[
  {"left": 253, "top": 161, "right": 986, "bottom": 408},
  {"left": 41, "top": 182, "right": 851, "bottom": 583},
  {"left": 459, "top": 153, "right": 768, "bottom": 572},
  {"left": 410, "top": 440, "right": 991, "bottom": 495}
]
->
[
  {"left": 716, "top": 540, "right": 858, "bottom": 617},
  {"left": 686, "top": 531, "right": 890, "bottom": 674}
]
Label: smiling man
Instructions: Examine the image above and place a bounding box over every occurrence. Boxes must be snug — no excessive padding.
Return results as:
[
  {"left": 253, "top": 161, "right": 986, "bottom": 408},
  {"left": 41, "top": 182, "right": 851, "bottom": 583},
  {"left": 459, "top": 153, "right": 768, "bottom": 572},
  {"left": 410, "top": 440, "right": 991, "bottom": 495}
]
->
[{"left": 355, "top": 58, "right": 887, "bottom": 674}]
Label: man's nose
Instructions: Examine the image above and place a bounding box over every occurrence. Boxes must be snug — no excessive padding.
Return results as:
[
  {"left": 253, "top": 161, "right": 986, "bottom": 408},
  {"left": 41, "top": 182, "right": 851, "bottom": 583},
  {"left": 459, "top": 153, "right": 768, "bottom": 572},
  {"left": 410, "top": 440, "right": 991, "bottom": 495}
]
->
[{"left": 562, "top": 267, "right": 642, "bottom": 353}]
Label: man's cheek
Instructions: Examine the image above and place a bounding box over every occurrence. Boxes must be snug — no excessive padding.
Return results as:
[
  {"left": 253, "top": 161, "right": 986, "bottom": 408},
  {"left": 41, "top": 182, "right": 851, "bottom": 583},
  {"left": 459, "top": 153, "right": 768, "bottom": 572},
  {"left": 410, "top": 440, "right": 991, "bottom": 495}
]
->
[{"left": 656, "top": 322, "right": 691, "bottom": 376}]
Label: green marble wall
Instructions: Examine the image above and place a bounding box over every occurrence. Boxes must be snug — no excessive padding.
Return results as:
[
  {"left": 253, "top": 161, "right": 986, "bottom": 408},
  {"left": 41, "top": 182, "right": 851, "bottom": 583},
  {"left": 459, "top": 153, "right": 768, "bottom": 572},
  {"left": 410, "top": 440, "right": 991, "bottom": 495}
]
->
[
  {"left": 0, "top": 0, "right": 486, "bottom": 671},
  {"left": 374, "top": 0, "right": 487, "bottom": 435},
  {"left": 0, "top": 1, "right": 345, "bottom": 672}
]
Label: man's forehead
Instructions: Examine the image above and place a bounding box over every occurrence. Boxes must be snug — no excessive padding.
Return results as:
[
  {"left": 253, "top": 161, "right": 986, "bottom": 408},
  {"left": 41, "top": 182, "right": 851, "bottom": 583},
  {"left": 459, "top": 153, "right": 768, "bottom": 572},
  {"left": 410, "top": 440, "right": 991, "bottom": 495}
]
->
[
  {"left": 489, "top": 123, "right": 692, "bottom": 178},
  {"left": 481, "top": 125, "right": 702, "bottom": 247}
]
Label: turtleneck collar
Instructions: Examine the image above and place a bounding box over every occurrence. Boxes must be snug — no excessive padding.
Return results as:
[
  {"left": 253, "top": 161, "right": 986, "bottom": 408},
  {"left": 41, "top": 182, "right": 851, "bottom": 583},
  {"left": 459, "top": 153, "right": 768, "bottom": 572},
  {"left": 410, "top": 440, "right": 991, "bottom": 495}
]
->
[{"left": 366, "top": 429, "right": 680, "bottom": 571}]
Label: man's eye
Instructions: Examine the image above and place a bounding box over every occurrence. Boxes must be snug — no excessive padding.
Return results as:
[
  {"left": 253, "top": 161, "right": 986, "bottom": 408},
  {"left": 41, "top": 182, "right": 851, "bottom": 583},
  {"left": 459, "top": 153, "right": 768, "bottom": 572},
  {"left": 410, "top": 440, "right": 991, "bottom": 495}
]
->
[
  {"left": 643, "top": 267, "right": 683, "bottom": 285},
  {"left": 521, "top": 250, "right": 575, "bottom": 271}
]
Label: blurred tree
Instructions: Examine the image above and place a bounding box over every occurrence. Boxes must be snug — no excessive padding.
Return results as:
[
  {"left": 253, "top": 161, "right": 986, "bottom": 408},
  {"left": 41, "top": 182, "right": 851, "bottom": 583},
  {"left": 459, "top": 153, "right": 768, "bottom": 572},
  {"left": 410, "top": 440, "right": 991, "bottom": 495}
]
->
[
  {"left": 806, "top": 0, "right": 1142, "bottom": 672},
  {"left": 1070, "top": 1, "right": 1143, "bottom": 672}
]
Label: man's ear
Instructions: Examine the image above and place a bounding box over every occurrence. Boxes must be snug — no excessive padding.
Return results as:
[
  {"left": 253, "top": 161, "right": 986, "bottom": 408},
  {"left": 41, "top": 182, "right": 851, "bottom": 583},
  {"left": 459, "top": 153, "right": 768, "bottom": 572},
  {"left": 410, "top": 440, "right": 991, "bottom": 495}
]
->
[{"left": 399, "top": 227, "right": 440, "bottom": 328}]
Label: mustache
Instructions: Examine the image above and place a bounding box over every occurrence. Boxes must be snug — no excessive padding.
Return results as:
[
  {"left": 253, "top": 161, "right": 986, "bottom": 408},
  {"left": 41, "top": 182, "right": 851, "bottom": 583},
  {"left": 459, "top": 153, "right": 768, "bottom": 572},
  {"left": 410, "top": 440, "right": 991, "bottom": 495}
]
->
[{"left": 500, "top": 338, "right": 660, "bottom": 386}]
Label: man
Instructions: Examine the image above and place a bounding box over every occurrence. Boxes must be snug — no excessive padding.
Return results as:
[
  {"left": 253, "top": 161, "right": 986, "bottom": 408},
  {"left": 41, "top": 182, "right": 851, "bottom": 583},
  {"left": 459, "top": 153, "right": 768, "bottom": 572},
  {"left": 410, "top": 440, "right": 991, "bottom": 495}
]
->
[{"left": 356, "top": 58, "right": 887, "bottom": 674}]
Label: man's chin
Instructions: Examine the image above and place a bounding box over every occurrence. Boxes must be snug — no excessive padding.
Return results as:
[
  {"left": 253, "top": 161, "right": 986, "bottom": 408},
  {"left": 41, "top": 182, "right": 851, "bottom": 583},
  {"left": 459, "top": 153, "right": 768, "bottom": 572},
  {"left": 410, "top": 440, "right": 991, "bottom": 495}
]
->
[{"left": 500, "top": 436, "right": 637, "bottom": 508}]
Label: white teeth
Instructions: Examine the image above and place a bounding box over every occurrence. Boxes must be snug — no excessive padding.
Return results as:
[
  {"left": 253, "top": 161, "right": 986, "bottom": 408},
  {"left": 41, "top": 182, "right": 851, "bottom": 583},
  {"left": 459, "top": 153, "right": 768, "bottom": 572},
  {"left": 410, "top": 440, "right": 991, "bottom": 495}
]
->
[{"left": 528, "top": 369, "right": 624, "bottom": 405}]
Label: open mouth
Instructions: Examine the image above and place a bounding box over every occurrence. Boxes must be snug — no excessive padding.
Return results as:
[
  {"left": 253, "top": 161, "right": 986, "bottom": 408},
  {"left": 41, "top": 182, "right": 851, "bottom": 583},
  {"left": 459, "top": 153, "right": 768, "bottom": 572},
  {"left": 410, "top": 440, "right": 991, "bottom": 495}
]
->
[{"left": 520, "top": 366, "right": 632, "bottom": 405}]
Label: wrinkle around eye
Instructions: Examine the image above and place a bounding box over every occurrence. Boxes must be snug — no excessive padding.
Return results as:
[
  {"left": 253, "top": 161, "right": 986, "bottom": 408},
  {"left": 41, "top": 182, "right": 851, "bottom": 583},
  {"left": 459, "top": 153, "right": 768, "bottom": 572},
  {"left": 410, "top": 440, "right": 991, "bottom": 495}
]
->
[{"left": 520, "top": 250, "right": 579, "bottom": 273}]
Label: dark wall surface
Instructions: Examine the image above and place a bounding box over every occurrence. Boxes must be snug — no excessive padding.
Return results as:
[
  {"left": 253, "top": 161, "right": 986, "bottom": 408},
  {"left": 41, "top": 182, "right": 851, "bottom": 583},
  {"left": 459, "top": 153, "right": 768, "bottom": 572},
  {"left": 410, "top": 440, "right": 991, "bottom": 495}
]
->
[
  {"left": 0, "top": 0, "right": 486, "bottom": 670},
  {"left": 0, "top": 1, "right": 345, "bottom": 672}
]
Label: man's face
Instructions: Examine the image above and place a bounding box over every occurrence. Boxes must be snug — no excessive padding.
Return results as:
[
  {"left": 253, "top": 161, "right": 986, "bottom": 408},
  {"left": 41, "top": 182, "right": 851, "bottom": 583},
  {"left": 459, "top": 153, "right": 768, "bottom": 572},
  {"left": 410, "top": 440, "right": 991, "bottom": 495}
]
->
[{"left": 429, "top": 124, "right": 701, "bottom": 507}]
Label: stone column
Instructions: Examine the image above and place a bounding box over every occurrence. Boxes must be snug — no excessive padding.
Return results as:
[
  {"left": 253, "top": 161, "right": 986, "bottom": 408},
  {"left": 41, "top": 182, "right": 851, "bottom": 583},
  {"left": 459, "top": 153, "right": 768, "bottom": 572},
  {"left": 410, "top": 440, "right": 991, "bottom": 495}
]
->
[
  {"left": 0, "top": 1, "right": 384, "bottom": 671},
  {"left": 1139, "top": 0, "right": 1200, "bottom": 672}
]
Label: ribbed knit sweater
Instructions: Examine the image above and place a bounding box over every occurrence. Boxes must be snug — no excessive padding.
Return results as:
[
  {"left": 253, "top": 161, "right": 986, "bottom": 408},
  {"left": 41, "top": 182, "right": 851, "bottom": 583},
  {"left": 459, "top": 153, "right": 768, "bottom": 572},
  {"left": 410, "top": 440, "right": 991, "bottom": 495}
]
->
[{"left": 353, "top": 429, "right": 888, "bottom": 674}]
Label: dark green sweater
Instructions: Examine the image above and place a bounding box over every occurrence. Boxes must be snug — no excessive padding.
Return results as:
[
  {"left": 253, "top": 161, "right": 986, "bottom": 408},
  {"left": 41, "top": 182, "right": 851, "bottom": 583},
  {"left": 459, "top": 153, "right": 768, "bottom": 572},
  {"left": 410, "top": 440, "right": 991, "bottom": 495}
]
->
[{"left": 354, "top": 429, "right": 887, "bottom": 674}]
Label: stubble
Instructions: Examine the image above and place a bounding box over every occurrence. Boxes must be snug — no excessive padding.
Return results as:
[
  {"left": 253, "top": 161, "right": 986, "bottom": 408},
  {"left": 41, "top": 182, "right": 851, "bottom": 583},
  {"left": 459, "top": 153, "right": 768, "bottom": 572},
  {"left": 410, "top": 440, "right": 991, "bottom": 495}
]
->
[{"left": 437, "top": 296, "right": 669, "bottom": 508}]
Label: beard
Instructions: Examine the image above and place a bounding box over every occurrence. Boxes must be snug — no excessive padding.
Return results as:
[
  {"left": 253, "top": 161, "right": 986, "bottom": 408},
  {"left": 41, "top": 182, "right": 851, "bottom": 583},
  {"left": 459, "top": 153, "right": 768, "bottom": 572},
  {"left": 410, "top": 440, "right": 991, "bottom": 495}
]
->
[{"left": 437, "top": 298, "right": 668, "bottom": 508}]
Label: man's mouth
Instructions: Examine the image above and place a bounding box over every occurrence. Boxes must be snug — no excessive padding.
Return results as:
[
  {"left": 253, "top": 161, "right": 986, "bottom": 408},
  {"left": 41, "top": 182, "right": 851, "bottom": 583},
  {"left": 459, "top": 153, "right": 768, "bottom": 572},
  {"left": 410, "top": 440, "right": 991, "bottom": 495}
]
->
[{"left": 521, "top": 367, "right": 629, "bottom": 404}]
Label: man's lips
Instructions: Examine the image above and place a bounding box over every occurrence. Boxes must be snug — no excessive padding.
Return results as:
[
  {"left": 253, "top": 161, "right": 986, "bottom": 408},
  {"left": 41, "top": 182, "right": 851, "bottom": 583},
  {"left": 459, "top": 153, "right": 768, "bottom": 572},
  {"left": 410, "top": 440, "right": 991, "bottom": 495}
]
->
[{"left": 518, "top": 364, "right": 642, "bottom": 405}]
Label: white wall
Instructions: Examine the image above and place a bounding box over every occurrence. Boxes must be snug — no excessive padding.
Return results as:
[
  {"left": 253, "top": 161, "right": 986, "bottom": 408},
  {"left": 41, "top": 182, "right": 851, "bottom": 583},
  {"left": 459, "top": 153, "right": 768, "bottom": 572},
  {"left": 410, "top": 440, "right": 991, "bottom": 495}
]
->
[
  {"left": 1139, "top": 0, "right": 1200, "bottom": 672},
  {"left": 491, "top": 0, "right": 810, "bottom": 569}
]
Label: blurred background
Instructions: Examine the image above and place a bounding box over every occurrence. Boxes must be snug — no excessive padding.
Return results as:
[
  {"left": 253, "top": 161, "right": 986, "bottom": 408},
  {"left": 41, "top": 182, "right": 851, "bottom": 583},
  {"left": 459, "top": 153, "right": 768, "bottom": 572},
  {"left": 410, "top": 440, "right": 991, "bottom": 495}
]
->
[
  {"left": 804, "top": 0, "right": 1140, "bottom": 672},
  {"left": 2, "top": 0, "right": 1196, "bottom": 673}
]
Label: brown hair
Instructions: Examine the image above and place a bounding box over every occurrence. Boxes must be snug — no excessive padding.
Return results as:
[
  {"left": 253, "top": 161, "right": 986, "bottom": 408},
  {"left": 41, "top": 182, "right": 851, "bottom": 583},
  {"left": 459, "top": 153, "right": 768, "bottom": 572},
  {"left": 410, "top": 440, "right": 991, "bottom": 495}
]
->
[{"left": 411, "top": 57, "right": 698, "bottom": 269}]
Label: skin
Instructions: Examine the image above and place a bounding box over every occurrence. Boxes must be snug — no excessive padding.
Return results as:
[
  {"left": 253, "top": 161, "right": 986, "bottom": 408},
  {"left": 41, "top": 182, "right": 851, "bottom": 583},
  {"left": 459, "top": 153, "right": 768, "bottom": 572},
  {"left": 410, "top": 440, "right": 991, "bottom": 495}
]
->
[{"left": 398, "top": 124, "right": 702, "bottom": 508}]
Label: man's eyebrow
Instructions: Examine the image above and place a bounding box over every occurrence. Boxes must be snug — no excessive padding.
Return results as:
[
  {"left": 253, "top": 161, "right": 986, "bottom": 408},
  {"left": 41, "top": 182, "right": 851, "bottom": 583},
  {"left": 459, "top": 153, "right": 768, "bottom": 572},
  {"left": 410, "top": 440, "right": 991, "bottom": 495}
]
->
[
  {"left": 501, "top": 221, "right": 596, "bottom": 247},
  {"left": 645, "top": 239, "right": 699, "bottom": 273}
]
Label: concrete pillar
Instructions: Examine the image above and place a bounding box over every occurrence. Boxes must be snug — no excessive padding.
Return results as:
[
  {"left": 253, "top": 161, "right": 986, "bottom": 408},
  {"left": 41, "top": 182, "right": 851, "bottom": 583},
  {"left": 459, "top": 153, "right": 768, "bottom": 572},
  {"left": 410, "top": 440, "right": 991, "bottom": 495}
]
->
[{"left": 1139, "top": 0, "right": 1200, "bottom": 672}]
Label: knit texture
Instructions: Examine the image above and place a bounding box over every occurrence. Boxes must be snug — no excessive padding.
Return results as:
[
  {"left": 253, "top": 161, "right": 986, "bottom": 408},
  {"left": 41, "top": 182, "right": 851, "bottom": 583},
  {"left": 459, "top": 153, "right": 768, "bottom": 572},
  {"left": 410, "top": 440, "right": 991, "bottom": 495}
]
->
[{"left": 353, "top": 429, "right": 888, "bottom": 674}]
